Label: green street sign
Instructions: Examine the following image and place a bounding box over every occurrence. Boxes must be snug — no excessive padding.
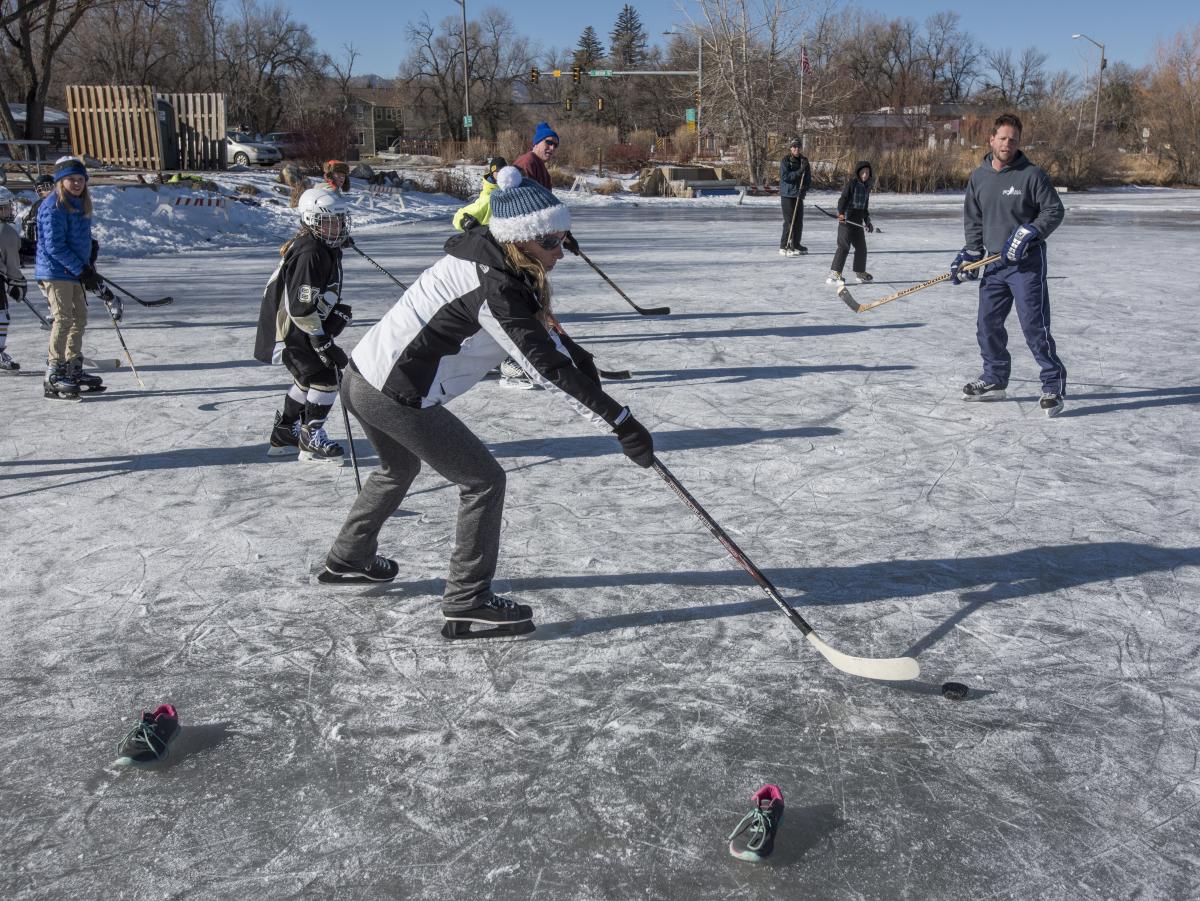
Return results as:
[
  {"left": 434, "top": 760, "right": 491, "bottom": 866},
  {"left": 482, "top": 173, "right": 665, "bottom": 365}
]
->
[
  {"left": 588, "top": 69, "right": 613, "bottom": 77},
  {"left": 685, "top": 108, "right": 697, "bottom": 123},
  {"left": 463, "top": 115, "right": 474, "bottom": 128}
]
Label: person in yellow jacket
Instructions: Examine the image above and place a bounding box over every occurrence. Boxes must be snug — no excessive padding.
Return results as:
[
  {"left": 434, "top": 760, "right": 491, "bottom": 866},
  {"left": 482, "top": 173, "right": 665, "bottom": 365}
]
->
[{"left": 452, "top": 156, "right": 506, "bottom": 231}]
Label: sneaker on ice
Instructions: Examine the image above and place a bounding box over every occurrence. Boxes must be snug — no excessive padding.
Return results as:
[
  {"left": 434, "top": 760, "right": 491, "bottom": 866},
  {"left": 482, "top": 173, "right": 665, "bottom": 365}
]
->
[
  {"left": 267, "top": 411, "right": 301, "bottom": 456},
  {"left": 728, "top": 784, "right": 784, "bottom": 862},
  {"left": 853, "top": 271, "right": 873, "bottom": 283},
  {"left": 1039, "top": 393, "right": 1064, "bottom": 417},
  {"left": 299, "top": 422, "right": 345, "bottom": 463},
  {"left": 825, "top": 270, "right": 843, "bottom": 285},
  {"left": 962, "top": 379, "right": 1006, "bottom": 401},
  {"left": 318, "top": 554, "right": 399, "bottom": 584},
  {"left": 116, "top": 704, "right": 180, "bottom": 764}
]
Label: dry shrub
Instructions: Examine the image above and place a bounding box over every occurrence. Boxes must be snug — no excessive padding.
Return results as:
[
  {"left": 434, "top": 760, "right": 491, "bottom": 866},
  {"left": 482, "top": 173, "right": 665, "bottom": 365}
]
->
[
  {"left": 235, "top": 184, "right": 259, "bottom": 195},
  {"left": 545, "top": 166, "right": 576, "bottom": 188},
  {"left": 593, "top": 178, "right": 624, "bottom": 195},
  {"left": 430, "top": 167, "right": 475, "bottom": 199},
  {"left": 496, "top": 129, "right": 526, "bottom": 165},
  {"left": 552, "top": 123, "right": 619, "bottom": 170},
  {"left": 671, "top": 125, "right": 697, "bottom": 163},
  {"left": 1113, "top": 152, "right": 1176, "bottom": 186}
]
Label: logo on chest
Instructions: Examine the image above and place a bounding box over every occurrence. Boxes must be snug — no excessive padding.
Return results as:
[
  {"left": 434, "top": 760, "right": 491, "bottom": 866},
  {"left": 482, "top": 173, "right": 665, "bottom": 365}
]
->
[{"left": 1002, "top": 186, "right": 1022, "bottom": 197}]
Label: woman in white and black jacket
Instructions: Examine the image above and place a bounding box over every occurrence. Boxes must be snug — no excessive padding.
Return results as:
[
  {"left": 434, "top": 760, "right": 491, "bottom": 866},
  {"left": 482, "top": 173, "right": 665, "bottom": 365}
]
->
[{"left": 320, "top": 167, "right": 654, "bottom": 640}]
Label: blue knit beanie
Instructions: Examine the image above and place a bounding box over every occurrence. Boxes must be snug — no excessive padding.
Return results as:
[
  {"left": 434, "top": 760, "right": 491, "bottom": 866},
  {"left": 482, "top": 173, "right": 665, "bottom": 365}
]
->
[
  {"left": 488, "top": 166, "right": 570, "bottom": 243},
  {"left": 53, "top": 156, "right": 88, "bottom": 183},
  {"left": 532, "top": 122, "right": 559, "bottom": 147}
]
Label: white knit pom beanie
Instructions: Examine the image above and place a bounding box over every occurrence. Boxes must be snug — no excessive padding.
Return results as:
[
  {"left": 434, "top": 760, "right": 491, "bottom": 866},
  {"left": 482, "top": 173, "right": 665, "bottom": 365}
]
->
[{"left": 487, "top": 166, "right": 571, "bottom": 243}]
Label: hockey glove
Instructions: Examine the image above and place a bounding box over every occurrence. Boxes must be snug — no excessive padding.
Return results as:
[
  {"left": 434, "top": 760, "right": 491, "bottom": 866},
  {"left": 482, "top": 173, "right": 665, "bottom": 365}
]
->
[
  {"left": 865, "top": 220, "right": 875, "bottom": 233},
  {"left": 614, "top": 409, "right": 654, "bottom": 468},
  {"left": 459, "top": 213, "right": 481, "bottom": 231},
  {"left": 7, "top": 281, "right": 25, "bottom": 302},
  {"left": 950, "top": 248, "right": 983, "bottom": 285},
  {"left": 309, "top": 334, "right": 349, "bottom": 370},
  {"left": 563, "top": 231, "right": 580, "bottom": 255},
  {"left": 79, "top": 265, "right": 104, "bottom": 292},
  {"left": 89, "top": 238, "right": 99, "bottom": 266},
  {"left": 324, "top": 303, "right": 353, "bottom": 338},
  {"left": 1004, "top": 224, "right": 1039, "bottom": 264}
]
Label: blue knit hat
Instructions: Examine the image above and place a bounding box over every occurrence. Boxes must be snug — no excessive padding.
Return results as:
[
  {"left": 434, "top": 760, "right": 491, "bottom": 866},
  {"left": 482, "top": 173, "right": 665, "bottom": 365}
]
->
[
  {"left": 53, "top": 156, "right": 88, "bottom": 183},
  {"left": 488, "top": 166, "right": 570, "bottom": 243},
  {"left": 532, "top": 122, "right": 559, "bottom": 147}
]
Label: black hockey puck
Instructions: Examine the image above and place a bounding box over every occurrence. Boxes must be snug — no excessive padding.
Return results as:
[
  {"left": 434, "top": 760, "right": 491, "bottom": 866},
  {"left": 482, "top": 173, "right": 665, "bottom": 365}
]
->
[{"left": 941, "top": 681, "right": 969, "bottom": 701}]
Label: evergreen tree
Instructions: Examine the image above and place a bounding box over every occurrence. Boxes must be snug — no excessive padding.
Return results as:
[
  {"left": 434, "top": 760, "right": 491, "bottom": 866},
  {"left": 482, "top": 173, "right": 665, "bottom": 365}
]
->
[
  {"left": 609, "top": 5, "right": 648, "bottom": 67},
  {"left": 575, "top": 26, "right": 605, "bottom": 67}
]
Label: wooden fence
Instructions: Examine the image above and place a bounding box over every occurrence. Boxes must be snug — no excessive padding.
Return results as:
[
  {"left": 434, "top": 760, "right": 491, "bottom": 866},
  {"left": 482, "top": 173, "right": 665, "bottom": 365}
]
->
[{"left": 65, "top": 85, "right": 226, "bottom": 171}]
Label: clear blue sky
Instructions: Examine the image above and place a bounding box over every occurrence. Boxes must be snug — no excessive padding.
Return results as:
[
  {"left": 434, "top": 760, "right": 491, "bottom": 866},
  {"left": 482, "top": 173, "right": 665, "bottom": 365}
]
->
[{"left": 289, "top": 0, "right": 1195, "bottom": 81}]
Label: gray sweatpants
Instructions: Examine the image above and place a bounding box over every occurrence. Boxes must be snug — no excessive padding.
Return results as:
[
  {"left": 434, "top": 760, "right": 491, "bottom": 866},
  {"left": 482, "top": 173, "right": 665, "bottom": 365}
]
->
[{"left": 327, "top": 367, "right": 506, "bottom": 613}]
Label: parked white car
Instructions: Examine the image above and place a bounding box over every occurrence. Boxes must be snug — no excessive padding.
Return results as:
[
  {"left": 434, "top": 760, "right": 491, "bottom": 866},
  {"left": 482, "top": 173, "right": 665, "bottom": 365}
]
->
[{"left": 225, "top": 133, "right": 281, "bottom": 167}]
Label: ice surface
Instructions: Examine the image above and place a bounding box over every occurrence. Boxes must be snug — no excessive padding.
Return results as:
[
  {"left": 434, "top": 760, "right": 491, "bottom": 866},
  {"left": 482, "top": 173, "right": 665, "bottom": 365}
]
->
[{"left": 2, "top": 189, "right": 1198, "bottom": 899}]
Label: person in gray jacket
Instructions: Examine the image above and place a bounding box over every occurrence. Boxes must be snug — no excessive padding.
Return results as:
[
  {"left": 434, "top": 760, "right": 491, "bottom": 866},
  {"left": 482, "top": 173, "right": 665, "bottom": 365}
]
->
[{"left": 951, "top": 113, "right": 1067, "bottom": 416}]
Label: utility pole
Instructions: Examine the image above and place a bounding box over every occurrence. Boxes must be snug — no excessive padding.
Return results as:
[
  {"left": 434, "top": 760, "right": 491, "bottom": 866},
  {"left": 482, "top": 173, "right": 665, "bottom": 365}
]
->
[
  {"left": 455, "top": 0, "right": 471, "bottom": 140},
  {"left": 663, "top": 28, "right": 703, "bottom": 158},
  {"left": 1072, "top": 33, "right": 1105, "bottom": 148}
]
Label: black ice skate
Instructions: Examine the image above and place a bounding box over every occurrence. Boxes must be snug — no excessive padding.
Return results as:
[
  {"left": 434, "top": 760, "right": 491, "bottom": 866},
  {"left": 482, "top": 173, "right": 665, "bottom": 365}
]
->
[
  {"left": 961, "top": 379, "right": 1006, "bottom": 401},
  {"left": 70, "top": 357, "right": 106, "bottom": 392},
  {"left": 728, "top": 784, "right": 785, "bottom": 862},
  {"left": 267, "top": 411, "right": 301, "bottom": 456},
  {"left": 853, "top": 271, "right": 873, "bottom": 283},
  {"left": 0, "top": 350, "right": 19, "bottom": 373},
  {"left": 1039, "top": 393, "right": 1064, "bottom": 418},
  {"left": 441, "top": 595, "right": 535, "bottom": 640},
  {"left": 298, "top": 420, "right": 345, "bottom": 464},
  {"left": 318, "top": 554, "right": 399, "bottom": 584},
  {"left": 116, "top": 703, "right": 180, "bottom": 765},
  {"left": 43, "top": 363, "right": 80, "bottom": 400}
]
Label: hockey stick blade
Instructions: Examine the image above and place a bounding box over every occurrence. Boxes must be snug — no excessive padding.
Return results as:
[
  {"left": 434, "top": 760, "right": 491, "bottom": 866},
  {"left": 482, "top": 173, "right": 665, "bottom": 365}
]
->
[
  {"left": 599, "top": 369, "right": 632, "bottom": 380},
  {"left": 132, "top": 295, "right": 173, "bottom": 307},
  {"left": 837, "top": 285, "right": 862, "bottom": 313},
  {"left": 806, "top": 633, "right": 920, "bottom": 681}
]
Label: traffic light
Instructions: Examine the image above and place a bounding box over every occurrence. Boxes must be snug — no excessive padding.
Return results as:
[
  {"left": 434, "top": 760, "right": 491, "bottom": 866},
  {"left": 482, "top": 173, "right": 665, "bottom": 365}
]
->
[
  {"left": 572, "top": 65, "right": 581, "bottom": 83},
  {"left": 597, "top": 98, "right": 604, "bottom": 111},
  {"left": 531, "top": 67, "right": 540, "bottom": 83},
  {"left": 565, "top": 98, "right": 573, "bottom": 111},
  {"left": 694, "top": 90, "right": 701, "bottom": 106}
]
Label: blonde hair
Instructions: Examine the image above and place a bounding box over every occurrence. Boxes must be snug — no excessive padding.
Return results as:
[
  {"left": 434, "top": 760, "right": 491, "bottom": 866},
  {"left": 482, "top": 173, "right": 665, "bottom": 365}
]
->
[
  {"left": 55, "top": 179, "right": 92, "bottom": 217},
  {"left": 502, "top": 242, "right": 554, "bottom": 325}
]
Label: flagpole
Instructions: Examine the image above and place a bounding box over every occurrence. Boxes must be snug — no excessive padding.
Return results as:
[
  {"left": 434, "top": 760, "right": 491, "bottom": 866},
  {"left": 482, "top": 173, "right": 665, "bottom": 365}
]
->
[{"left": 800, "top": 46, "right": 804, "bottom": 145}]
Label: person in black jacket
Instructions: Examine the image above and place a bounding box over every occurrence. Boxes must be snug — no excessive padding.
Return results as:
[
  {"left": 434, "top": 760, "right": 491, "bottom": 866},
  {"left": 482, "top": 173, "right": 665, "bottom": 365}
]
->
[
  {"left": 254, "top": 187, "right": 354, "bottom": 463},
  {"left": 827, "top": 160, "right": 875, "bottom": 285},
  {"left": 779, "top": 138, "right": 812, "bottom": 255},
  {"left": 318, "top": 167, "right": 655, "bottom": 640},
  {"left": 19, "top": 175, "right": 54, "bottom": 267}
]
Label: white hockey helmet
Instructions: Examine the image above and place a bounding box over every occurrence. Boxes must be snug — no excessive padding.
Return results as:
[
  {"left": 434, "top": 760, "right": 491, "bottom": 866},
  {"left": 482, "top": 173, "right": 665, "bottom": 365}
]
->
[
  {"left": 298, "top": 186, "right": 351, "bottom": 246},
  {"left": 0, "top": 186, "right": 14, "bottom": 222}
]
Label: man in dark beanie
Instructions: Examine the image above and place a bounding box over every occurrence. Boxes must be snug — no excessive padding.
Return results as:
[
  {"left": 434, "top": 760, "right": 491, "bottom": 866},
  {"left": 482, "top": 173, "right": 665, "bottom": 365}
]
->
[
  {"left": 779, "top": 138, "right": 811, "bottom": 256},
  {"left": 514, "top": 122, "right": 558, "bottom": 190}
]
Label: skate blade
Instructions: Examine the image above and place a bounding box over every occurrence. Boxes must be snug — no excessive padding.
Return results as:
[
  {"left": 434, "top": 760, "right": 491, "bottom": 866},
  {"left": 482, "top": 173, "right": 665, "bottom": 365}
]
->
[
  {"left": 298, "top": 451, "right": 346, "bottom": 464},
  {"left": 316, "top": 568, "right": 397, "bottom": 585},
  {"left": 1043, "top": 404, "right": 1064, "bottom": 418},
  {"left": 729, "top": 842, "right": 771, "bottom": 862},
  {"left": 44, "top": 391, "right": 82, "bottom": 401},
  {"left": 266, "top": 444, "right": 299, "bottom": 457},
  {"left": 440, "top": 620, "right": 535, "bottom": 640},
  {"left": 500, "top": 379, "right": 537, "bottom": 390},
  {"left": 962, "top": 391, "right": 1006, "bottom": 402}
]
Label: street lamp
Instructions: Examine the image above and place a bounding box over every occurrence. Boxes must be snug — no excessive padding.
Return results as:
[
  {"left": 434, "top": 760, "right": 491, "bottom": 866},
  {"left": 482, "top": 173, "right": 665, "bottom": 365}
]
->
[
  {"left": 663, "top": 28, "right": 702, "bottom": 158},
  {"left": 454, "top": 0, "right": 471, "bottom": 141},
  {"left": 1072, "top": 33, "right": 1105, "bottom": 148}
]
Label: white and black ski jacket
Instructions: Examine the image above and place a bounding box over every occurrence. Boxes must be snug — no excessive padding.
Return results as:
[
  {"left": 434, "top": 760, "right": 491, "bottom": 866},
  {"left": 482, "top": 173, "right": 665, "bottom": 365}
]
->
[{"left": 352, "top": 228, "right": 628, "bottom": 431}]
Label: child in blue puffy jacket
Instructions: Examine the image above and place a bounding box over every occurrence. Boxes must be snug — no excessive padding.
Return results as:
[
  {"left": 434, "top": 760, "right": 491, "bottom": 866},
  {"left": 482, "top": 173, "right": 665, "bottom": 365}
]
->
[{"left": 36, "top": 157, "right": 105, "bottom": 399}]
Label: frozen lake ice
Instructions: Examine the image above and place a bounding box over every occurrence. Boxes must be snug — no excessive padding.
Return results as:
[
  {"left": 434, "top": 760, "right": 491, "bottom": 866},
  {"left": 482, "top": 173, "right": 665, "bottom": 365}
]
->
[{"left": 2, "top": 190, "right": 1199, "bottom": 899}]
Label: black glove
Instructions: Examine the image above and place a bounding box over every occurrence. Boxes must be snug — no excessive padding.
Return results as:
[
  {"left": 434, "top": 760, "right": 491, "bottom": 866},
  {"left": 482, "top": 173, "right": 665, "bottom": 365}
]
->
[
  {"left": 309, "top": 334, "right": 348, "bottom": 370},
  {"left": 80, "top": 265, "right": 104, "bottom": 292},
  {"left": 460, "top": 213, "right": 480, "bottom": 231},
  {"left": 7, "top": 282, "right": 25, "bottom": 302},
  {"left": 563, "top": 231, "right": 580, "bottom": 255},
  {"left": 89, "top": 238, "right": 99, "bottom": 265},
  {"left": 614, "top": 409, "right": 654, "bottom": 468},
  {"left": 865, "top": 221, "right": 875, "bottom": 233},
  {"left": 324, "top": 303, "right": 353, "bottom": 338},
  {"left": 342, "top": 235, "right": 355, "bottom": 248}
]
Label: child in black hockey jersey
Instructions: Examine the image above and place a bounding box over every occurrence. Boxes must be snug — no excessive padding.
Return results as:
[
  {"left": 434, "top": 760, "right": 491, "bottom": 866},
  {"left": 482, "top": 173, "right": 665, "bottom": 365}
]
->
[
  {"left": 253, "top": 187, "right": 353, "bottom": 463},
  {"left": 827, "top": 160, "right": 875, "bottom": 286},
  {"left": 318, "top": 167, "right": 654, "bottom": 640},
  {"left": 0, "top": 187, "right": 26, "bottom": 371}
]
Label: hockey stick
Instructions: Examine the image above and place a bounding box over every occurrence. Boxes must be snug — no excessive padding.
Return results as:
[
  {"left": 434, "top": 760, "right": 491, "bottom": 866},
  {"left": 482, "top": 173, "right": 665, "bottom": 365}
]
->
[
  {"left": 814, "top": 204, "right": 880, "bottom": 233},
  {"left": 100, "top": 276, "right": 173, "bottom": 307},
  {"left": 838, "top": 253, "right": 1000, "bottom": 313},
  {"left": 576, "top": 249, "right": 670, "bottom": 316},
  {"left": 20, "top": 293, "right": 52, "bottom": 329},
  {"left": 95, "top": 289, "right": 146, "bottom": 387},
  {"left": 349, "top": 243, "right": 408, "bottom": 291},
  {"left": 652, "top": 456, "right": 920, "bottom": 681},
  {"left": 599, "top": 368, "right": 631, "bottom": 380},
  {"left": 784, "top": 193, "right": 802, "bottom": 251},
  {"left": 335, "top": 368, "right": 362, "bottom": 492}
]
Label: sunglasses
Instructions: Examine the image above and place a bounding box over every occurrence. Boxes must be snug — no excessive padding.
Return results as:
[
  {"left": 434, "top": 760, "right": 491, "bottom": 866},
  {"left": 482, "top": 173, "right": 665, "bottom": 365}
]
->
[
  {"left": 535, "top": 233, "right": 565, "bottom": 250},
  {"left": 542, "top": 140, "right": 559, "bottom": 148}
]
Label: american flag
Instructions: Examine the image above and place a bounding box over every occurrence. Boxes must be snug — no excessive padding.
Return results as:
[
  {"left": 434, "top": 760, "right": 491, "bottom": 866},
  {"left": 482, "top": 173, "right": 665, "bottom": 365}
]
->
[{"left": 801, "top": 46, "right": 812, "bottom": 75}]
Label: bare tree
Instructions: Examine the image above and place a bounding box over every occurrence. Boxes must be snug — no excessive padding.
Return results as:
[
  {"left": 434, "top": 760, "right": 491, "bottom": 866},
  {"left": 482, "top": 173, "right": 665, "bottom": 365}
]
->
[
  {"left": 922, "top": 11, "right": 980, "bottom": 103},
  {"left": 981, "top": 46, "right": 1049, "bottom": 107},
  {"left": 1141, "top": 24, "right": 1200, "bottom": 183}
]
